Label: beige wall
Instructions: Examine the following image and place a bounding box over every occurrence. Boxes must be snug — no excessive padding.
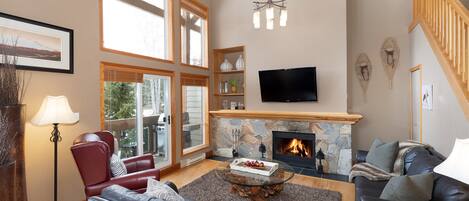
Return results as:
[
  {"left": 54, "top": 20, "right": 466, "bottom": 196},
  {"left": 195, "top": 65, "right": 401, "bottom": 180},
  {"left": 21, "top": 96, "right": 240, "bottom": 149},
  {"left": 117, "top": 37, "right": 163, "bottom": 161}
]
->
[
  {"left": 347, "top": 0, "right": 412, "bottom": 151},
  {"left": 210, "top": 0, "right": 348, "bottom": 113},
  {"left": 0, "top": 0, "right": 210, "bottom": 200},
  {"left": 410, "top": 25, "right": 469, "bottom": 156}
]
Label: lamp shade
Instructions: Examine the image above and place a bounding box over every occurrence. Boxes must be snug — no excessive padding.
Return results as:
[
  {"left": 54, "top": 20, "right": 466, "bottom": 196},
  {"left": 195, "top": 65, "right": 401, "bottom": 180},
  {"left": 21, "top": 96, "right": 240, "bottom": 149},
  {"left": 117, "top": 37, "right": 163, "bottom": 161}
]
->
[
  {"left": 434, "top": 138, "right": 469, "bottom": 184},
  {"left": 31, "top": 96, "right": 79, "bottom": 126}
]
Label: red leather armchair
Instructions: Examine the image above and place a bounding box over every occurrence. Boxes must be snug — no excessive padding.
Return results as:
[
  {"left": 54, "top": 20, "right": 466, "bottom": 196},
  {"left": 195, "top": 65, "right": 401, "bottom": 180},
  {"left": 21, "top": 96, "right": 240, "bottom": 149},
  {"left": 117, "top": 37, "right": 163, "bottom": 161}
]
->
[{"left": 71, "top": 131, "right": 160, "bottom": 198}]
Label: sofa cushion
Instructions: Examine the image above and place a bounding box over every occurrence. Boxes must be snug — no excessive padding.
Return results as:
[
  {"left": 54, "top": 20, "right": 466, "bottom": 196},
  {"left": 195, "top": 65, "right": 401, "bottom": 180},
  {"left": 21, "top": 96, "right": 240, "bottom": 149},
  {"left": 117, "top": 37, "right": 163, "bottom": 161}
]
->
[
  {"left": 379, "top": 173, "right": 433, "bottom": 201},
  {"left": 354, "top": 176, "right": 388, "bottom": 201},
  {"left": 366, "top": 139, "right": 399, "bottom": 172}
]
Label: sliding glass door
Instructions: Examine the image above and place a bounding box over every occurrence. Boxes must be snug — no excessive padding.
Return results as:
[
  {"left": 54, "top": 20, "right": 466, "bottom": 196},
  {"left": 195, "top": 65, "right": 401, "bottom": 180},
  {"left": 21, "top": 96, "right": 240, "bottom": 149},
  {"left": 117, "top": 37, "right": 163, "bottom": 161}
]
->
[
  {"left": 103, "top": 66, "right": 172, "bottom": 168},
  {"left": 141, "top": 74, "right": 171, "bottom": 168}
]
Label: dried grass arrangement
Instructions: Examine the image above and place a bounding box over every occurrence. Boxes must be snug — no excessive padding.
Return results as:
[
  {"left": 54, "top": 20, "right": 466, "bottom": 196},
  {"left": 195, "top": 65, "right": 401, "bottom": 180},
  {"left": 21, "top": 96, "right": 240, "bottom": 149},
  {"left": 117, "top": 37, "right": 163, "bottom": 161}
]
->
[{"left": 0, "top": 39, "right": 27, "bottom": 107}]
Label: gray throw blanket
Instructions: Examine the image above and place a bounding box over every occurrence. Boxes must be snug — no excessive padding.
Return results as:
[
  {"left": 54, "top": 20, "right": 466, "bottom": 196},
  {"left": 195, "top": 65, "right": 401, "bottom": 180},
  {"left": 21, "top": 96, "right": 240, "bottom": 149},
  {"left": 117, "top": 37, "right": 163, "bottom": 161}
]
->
[{"left": 349, "top": 141, "right": 429, "bottom": 182}]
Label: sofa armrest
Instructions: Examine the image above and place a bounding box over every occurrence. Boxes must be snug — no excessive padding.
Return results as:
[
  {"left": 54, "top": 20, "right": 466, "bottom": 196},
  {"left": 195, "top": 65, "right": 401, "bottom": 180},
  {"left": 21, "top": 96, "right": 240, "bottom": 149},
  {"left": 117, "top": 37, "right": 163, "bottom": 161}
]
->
[
  {"left": 122, "top": 154, "right": 155, "bottom": 173},
  {"left": 88, "top": 197, "right": 109, "bottom": 201},
  {"left": 164, "top": 181, "right": 179, "bottom": 193},
  {"left": 361, "top": 196, "right": 389, "bottom": 201},
  {"left": 356, "top": 150, "right": 369, "bottom": 164}
]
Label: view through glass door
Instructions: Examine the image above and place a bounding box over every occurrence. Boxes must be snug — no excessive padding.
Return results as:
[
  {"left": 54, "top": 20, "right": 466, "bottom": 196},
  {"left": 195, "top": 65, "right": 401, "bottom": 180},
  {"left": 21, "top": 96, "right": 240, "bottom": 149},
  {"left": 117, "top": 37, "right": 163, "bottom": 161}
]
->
[{"left": 103, "top": 67, "right": 172, "bottom": 169}]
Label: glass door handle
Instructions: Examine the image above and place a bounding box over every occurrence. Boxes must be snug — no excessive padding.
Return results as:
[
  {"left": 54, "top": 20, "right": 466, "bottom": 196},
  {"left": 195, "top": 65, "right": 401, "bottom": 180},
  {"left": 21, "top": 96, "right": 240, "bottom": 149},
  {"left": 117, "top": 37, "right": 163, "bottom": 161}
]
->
[{"left": 163, "top": 115, "right": 171, "bottom": 125}]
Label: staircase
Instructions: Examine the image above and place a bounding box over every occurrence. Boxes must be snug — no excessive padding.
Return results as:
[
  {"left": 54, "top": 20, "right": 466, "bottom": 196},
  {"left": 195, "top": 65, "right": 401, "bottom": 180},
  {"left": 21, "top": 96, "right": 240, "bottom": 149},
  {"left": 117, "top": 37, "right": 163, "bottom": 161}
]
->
[{"left": 410, "top": 0, "right": 469, "bottom": 119}]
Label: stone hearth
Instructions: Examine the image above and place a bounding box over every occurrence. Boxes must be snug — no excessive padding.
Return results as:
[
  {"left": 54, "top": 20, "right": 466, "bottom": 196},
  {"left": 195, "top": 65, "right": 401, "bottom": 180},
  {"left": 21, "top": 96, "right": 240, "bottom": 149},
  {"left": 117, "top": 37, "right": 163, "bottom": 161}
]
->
[{"left": 211, "top": 118, "right": 352, "bottom": 175}]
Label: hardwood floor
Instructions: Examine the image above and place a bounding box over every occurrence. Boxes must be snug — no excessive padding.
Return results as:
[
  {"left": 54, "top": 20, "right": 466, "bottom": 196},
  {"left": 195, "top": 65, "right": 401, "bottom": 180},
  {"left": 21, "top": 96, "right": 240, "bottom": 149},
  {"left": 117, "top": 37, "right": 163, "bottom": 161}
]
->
[{"left": 160, "top": 159, "right": 355, "bottom": 201}]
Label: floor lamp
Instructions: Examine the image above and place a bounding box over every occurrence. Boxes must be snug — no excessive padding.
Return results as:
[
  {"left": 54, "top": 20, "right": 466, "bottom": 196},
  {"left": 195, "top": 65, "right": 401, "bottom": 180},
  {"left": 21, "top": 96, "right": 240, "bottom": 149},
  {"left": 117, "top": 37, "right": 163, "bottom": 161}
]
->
[{"left": 31, "top": 96, "right": 79, "bottom": 201}]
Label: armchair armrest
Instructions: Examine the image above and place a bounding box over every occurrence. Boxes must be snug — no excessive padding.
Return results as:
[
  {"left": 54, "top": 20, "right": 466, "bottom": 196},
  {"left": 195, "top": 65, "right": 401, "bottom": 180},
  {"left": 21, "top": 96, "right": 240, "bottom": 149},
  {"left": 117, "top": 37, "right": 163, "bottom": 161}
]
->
[
  {"left": 356, "top": 150, "right": 369, "bottom": 164},
  {"left": 122, "top": 154, "right": 155, "bottom": 173},
  {"left": 361, "top": 196, "right": 389, "bottom": 201},
  {"left": 85, "top": 168, "right": 160, "bottom": 197}
]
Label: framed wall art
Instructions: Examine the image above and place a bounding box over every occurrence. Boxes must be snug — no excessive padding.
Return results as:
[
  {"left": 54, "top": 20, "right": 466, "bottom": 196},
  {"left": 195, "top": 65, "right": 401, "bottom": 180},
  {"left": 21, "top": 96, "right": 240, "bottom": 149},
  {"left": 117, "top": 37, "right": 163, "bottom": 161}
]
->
[
  {"left": 0, "top": 12, "right": 74, "bottom": 74},
  {"left": 422, "top": 84, "right": 433, "bottom": 110}
]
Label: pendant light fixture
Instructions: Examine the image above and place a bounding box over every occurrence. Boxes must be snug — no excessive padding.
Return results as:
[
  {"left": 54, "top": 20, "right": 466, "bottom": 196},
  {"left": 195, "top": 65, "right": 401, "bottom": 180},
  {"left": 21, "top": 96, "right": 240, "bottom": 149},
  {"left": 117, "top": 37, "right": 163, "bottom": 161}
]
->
[{"left": 253, "top": 0, "right": 287, "bottom": 30}]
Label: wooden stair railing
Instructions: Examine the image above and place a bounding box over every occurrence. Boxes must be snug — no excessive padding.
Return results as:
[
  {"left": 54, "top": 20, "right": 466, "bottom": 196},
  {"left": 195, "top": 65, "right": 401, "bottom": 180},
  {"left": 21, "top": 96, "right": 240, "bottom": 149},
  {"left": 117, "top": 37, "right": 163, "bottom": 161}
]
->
[{"left": 410, "top": 0, "right": 469, "bottom": 119}]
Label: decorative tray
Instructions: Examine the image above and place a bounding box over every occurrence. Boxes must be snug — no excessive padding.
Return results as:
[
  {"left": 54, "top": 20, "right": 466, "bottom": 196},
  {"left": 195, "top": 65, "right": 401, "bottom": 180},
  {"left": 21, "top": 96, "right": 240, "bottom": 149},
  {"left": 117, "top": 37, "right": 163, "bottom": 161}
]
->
[{"left": 229, "top": 158, "right": 279, "bottom": 176}]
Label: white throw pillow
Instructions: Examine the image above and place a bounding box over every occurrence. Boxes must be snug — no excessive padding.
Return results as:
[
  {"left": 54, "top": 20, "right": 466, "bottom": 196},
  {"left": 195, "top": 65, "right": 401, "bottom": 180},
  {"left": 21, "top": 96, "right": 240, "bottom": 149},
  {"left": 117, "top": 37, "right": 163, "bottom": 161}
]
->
[
  {"left": 434, "top": 138, "right": 469, "bottom": 184},
  {"left": 110, "top": 154, "right": 127, "bottom": 177},
  {"left": 145, "top": 178, "right": 184, "bottom": 201}
]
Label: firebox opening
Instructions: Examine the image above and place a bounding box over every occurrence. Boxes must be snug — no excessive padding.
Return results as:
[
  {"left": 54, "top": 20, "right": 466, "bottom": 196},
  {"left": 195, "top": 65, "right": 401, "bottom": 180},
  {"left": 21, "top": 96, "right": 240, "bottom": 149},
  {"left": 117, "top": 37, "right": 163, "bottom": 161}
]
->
[{"left": 272, "top": 131, "right": 316, "bottom": 170}]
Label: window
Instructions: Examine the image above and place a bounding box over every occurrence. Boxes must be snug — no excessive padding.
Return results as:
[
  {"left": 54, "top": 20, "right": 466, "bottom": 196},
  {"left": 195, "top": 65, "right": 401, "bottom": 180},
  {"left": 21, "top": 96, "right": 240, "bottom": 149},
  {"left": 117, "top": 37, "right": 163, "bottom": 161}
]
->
[
  {"left": 101, "top": 0, "right": 172, "bottom": 61},
  {"left": 180, "top": 0, "right": 208, "bottom": 67},
  {"left": 181, "top": 74, "right": 209, "bottom": 155},
  {"left": 101, "top": 63, "right": 174, "bottom": 169}
]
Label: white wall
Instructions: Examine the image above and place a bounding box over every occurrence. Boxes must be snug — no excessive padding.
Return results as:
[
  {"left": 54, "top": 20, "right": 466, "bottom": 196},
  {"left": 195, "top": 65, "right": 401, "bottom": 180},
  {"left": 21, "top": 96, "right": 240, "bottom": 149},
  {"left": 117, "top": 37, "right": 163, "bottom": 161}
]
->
[
  {"left": 410, "top": 25, "right": 469, "bottom": 156},
  {"left": 347, "top": 0, "right": 412, "bottom": 151},
  {"left": 210, "top": 0, "right": 348, "bottom": 113}
]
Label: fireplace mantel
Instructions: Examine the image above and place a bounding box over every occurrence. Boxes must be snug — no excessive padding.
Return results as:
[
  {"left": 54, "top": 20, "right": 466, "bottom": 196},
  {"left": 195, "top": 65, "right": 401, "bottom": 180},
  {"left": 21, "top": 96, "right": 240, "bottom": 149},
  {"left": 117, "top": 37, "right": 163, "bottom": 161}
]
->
[{"left": 210, "top": 110, "right": 363, "bottom": 124}]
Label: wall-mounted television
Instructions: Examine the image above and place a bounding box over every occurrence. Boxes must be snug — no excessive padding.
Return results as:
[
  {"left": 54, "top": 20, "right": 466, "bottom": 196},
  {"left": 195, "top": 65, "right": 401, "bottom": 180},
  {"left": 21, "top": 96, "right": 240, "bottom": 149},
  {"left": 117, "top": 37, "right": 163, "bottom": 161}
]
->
[{"left": 258, "top": 67, "right": 318, "bottom": 102}]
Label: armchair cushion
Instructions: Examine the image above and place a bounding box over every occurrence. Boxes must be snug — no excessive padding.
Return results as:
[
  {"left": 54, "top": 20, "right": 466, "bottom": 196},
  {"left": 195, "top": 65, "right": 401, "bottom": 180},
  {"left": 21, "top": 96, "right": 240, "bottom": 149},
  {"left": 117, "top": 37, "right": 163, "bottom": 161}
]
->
[{"left": 110, "top": 154, "right": 128, "bottom": 177}]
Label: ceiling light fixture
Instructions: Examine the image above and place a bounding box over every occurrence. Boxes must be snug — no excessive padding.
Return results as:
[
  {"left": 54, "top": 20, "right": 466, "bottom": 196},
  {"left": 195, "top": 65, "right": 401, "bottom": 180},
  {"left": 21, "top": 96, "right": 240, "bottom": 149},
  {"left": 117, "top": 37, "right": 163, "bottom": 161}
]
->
[{"left": 253, "top": 0, "right": 287, "bottom": 30}]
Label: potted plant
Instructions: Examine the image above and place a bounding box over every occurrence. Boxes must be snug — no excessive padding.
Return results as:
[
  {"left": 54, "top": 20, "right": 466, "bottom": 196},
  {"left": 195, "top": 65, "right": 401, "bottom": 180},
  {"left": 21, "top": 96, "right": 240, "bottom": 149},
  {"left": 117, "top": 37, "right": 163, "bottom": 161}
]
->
[
  {"left": 229, "top": 79, "right": 238, "bottom": 93},
  {"left": 0, "top": 41, "right": 29, "bottom": 201}
]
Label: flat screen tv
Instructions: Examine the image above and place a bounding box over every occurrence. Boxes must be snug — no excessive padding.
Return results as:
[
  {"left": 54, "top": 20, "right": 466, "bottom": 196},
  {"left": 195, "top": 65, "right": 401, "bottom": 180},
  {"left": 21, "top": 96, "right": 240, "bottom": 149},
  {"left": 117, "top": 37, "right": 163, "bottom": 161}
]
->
[{"left": 259, "top": 67, "right": 318, "bottom": 102}]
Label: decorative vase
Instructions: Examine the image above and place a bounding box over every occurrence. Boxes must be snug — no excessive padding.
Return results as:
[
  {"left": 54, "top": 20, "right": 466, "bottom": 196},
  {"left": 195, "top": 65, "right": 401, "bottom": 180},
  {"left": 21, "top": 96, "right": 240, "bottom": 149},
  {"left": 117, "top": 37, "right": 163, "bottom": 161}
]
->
[
  {"left": 0, "top": 161, "right": 16, "bottom": 201},
  {"left": 0, "top": 105, "right": 27, "bottom": 201},
  {"left": 231, "top": 85, "right": 237, "bottom": 93},
  {"left": 235, "top": 55, "right": 245, "bottom": 70},
  {"left": 220, "top": 59, "right": 233, "bottom": 72}
]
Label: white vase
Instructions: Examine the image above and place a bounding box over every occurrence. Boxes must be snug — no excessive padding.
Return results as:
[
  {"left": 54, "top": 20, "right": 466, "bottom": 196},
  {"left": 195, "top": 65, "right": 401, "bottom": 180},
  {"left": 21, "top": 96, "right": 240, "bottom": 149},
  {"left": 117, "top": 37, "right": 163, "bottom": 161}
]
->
[
  {"left": 220, "top": 59, "right": 233, "bottom": 72},
  {"left": 235, "top": 55, "right": 245, "bottom": 70}
]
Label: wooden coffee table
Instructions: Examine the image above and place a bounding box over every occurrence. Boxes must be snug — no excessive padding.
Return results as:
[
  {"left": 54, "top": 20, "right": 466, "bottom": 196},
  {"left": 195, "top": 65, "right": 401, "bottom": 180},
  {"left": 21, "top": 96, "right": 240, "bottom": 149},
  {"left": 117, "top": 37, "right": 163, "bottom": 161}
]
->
[{"left": 215, "top": 159, "right": 295, "bottom": 201}]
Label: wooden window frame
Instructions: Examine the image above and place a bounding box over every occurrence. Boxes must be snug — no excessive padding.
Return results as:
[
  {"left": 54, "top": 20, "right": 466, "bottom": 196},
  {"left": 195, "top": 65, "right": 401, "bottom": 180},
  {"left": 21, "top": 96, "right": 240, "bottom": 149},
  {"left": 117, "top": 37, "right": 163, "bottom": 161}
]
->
[
  {"left": 180, "top": 73, "right": 210, "bottom": 157},
  {"left": 99, "top": 0, "right": 175, "bottom": 63},
  {"left": 100, "top": 61, "right": 178, "bottom": 168},
  {"left": 179, "top": 0, "right": 209, "bottom": 69}
]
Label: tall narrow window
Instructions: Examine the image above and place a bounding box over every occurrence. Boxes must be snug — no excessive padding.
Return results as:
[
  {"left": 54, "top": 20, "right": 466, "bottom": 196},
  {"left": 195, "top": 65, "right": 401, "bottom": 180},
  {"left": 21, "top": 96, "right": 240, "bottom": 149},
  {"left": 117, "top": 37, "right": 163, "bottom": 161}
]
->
[
  {"left": 102, "top": 63, "right": 173, "bottom": 169},
  {"left": 181, "top": 74, "right": 209, "bottom": 155},
  {"left": 180, "top": 0, "right": 208, "bottom": 67},
  {"left": 102, "top": 0, "right": 172, "bottom": 60}
]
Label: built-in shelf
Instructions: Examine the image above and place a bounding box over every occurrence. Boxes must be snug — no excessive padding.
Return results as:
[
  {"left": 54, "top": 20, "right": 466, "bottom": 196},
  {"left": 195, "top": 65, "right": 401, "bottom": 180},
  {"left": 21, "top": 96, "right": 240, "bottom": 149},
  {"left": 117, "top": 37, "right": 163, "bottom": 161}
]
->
[
  {"left": 214, "top": 70, "right": 245, "bottom": 74},
  {"left": 210, "top": 110, "right": 363, "bottom": 125},
  {"left": 214, "top": 93, "right": 245, "bottom": 96},
  {"left": 213, "top": 46, "right": 246, "bottom": 110}
]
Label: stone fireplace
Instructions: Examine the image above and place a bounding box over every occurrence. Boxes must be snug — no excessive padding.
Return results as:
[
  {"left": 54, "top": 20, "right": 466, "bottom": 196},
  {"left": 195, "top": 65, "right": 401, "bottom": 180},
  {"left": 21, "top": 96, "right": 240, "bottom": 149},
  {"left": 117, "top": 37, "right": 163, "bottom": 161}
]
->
[
  {"left": 272, "top": 131, "right": 316, "bottom": 169},
  {"left": 211, "top": 118, "right": 353, "bottom": 175}
]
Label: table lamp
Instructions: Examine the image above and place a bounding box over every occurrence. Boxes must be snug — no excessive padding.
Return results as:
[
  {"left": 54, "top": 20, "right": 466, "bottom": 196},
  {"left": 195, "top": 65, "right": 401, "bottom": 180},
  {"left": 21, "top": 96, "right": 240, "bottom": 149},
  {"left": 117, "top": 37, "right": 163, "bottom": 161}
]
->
[{"left": 31, "top": 96, "right": 79, "bottom": 201}]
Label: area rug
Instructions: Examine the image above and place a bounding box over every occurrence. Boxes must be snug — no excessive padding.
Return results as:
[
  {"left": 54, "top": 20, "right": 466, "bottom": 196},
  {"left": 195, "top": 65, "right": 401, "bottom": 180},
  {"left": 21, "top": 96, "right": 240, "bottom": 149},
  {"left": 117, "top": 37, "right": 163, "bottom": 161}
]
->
[{"left": 179, "top": 170, "right": 342, "bottom": 201}]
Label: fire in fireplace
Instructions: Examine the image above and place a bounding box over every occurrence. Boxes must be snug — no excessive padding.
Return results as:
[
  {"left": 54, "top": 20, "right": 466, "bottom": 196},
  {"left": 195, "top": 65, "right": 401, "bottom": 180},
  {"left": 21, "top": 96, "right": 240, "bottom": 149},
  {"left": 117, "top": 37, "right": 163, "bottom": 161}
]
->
[
  {"left": 285, "top": 138, "right": 311, "bottom": 158},
  {"left": 273, "top": 131, "right": 316, "bottom": 169}
]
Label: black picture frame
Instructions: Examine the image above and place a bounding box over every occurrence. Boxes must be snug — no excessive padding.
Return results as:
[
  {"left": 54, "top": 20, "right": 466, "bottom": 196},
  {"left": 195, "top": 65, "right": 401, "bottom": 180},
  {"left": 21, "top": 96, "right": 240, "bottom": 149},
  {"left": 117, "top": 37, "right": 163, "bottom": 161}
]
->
[{"left": 0, "top": 11, "right": 74, "bottom": 74}]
